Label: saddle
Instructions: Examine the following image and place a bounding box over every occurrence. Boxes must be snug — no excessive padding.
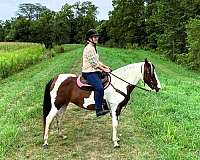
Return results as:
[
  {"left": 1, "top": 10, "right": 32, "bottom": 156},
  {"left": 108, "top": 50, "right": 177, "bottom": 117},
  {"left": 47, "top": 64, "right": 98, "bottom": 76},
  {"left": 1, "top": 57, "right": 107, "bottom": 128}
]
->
[{"left": 76, "top": 72, "right": 111, "bottom": 90}]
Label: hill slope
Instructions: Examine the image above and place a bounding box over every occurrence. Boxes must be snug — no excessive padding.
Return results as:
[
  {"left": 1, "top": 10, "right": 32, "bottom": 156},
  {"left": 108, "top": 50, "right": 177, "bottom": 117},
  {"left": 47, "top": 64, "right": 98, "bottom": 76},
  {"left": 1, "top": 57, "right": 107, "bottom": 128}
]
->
[{"left": 1, "top": 46, "right": 199, "bottom": 159}]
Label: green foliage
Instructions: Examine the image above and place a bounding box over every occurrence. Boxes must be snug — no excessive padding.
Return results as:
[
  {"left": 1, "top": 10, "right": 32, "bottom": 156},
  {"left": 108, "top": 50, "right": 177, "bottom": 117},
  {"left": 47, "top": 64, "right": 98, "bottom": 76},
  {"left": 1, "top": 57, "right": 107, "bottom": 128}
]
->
[
  {"left": 185, "top": 18, "right": 200, "bottom": 69},
  {"left": 0, "top": 43, "right": 83, "bottom": 79},
  {"left": 31, "top": 10, "right": 55, "bottom": 48},
  {"left": 72, "top": 1, "right": 98, "bottom": 43},
  {"left": 107, "top": 0, "right": 146, "bottom": 47},
  {"left": 1, "top": 1, "right": 98, "bottom": 46},
  {"left": 1, "top": 0, "right": 200, "bottom": 71},
  {"left": 0, "top": 21, "right": 4, "bottom": 41},
  {"left": 53, "top": 4, "right": 73, "bottom": 44}
]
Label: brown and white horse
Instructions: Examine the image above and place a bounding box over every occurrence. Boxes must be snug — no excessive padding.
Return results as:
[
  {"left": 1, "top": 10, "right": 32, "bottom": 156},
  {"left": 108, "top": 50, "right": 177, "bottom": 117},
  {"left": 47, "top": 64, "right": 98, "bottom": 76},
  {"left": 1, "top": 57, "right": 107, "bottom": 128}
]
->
[{"left": 42, "top": 59, "right": 161, "bottom": 148}]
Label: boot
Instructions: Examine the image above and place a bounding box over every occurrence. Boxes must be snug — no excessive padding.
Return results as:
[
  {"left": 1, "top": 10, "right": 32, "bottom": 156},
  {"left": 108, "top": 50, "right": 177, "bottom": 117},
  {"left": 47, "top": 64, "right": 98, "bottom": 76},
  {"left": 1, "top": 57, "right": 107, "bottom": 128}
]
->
[{"left": 96, "top": 109, "right": 110, "bottom": 117}]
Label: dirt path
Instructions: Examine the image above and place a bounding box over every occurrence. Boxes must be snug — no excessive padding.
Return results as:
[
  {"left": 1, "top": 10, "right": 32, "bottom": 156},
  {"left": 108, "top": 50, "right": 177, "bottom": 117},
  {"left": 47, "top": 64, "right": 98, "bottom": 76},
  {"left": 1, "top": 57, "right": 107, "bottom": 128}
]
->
[{"left": 5, "top": 59, "right": 158, "bottom": 160}]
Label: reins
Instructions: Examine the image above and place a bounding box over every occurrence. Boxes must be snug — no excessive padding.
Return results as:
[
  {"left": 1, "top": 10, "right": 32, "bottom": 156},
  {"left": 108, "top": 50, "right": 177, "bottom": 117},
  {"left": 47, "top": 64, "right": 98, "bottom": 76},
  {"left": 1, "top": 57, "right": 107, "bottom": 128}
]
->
[
  {"left": 107, "top": 71, "right": 150, "bottom": 115},
  {"left": 108, "top": 72, "right": 150, "bottom": 92}
]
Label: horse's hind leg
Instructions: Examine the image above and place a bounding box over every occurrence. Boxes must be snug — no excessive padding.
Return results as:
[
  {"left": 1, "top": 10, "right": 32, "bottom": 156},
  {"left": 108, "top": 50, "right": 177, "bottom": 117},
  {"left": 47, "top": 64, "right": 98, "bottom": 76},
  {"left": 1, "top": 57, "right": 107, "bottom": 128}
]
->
[
  {"left": 56, "top": 105, "right": 67, "bottom": 139},
  {"left": 43, "top": 105, "right": 58, "bottom": 149}
]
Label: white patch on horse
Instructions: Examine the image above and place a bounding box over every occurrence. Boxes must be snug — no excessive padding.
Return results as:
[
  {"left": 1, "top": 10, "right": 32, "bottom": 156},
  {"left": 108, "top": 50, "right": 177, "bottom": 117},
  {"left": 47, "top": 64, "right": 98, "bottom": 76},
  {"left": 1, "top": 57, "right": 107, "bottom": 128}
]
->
[
  {"left": 110, "top": 63, "right": 143, "bottom": 93},
  {"left": 149, "top": 62, "right": 161, "bottom": 90},
  {"left": 83, "top": 91, "right": 95, "bottom": 108},
  {"left": 154, "top": 71, "right": 161, "bottom": 89}
]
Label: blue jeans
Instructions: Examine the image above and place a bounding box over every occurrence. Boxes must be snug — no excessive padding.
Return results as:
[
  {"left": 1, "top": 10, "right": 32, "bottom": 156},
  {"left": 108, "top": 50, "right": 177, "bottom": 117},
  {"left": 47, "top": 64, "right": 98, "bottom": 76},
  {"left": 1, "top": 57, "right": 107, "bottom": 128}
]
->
[{"left": 82, "top": 72, "right": 104, "bottom": 111}]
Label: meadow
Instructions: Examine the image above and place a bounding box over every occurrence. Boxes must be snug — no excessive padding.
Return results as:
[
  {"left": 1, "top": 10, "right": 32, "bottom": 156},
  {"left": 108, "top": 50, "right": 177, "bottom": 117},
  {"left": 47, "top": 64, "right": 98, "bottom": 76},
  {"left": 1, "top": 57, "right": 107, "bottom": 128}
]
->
[
  {"left": 0, "top": 42, "right": 44, "bottom": 79},
  {"left": 0, "top": 43, "right": 199, "bottom": 159},
  {"left": 0, "top": 42, "right": 82, "bottom": 79}
]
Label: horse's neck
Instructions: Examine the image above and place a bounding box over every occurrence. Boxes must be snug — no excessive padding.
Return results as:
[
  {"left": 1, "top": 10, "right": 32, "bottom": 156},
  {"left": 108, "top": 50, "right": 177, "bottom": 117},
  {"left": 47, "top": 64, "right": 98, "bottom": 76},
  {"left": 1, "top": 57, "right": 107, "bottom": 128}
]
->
[{"left": 112, "top": 63, "right": 143, "bottom": 88}]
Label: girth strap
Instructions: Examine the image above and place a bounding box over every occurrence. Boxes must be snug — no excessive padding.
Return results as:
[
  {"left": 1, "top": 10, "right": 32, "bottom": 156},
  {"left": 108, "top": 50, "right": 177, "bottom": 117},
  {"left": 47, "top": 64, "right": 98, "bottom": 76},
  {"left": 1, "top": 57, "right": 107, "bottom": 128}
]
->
[{"left": 110, "top": 83, "right": 127, "bottom": 97}]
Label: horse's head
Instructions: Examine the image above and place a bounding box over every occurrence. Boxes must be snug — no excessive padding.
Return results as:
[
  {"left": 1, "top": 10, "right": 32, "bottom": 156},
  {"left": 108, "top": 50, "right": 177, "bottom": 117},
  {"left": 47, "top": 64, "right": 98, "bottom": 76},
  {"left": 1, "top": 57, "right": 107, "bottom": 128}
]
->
[{"left": 142, "top": 59, "right": 161, "bottom": 92}]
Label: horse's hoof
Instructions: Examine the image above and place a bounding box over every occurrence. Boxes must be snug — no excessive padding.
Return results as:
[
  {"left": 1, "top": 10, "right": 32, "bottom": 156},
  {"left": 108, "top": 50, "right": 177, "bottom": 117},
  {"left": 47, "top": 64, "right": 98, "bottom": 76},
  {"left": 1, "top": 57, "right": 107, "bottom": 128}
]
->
[
  {"left": 114, "top": 143, "right": 119, "bottom": 148},
  {"left": 114, "top": 145, "right": 120, "bottom": 149},
  {"left": 42, "top": 144, "right": 48, "bottom": 149}
]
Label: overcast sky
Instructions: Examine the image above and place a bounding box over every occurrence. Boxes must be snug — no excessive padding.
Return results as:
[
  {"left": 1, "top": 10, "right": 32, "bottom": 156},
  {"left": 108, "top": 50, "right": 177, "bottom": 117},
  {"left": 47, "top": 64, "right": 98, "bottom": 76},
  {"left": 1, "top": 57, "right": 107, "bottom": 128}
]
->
[{"left": 0, "top": 0, "right": 113, "bottom": 21}]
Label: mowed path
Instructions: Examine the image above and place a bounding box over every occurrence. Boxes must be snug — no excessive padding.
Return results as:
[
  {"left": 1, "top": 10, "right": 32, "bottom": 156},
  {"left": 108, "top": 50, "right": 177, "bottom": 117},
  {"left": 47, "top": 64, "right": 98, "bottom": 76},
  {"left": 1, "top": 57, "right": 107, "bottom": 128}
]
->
[{"left": 4, "top": 48, "right": 158, "bottom": 160}]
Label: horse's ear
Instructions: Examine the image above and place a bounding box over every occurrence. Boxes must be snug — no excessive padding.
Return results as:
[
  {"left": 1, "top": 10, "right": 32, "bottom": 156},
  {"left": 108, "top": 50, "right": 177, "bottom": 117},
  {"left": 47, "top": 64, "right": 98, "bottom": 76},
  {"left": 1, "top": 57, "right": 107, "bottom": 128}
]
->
[{"left": 145, "top": 58, "right": 148, "bottom": 64}]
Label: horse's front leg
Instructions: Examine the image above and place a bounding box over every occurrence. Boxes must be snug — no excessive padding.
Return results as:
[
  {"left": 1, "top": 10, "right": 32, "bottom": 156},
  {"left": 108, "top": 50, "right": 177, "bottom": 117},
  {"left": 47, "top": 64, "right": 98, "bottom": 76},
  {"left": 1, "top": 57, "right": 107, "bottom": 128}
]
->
[{"left": 111, "top": 111, "right": 120, "bottom": 148}]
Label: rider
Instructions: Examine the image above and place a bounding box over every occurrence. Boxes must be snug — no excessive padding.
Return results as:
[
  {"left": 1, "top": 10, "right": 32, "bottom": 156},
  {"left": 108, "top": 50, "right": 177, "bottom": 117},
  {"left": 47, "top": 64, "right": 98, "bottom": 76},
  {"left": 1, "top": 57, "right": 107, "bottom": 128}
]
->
[{"left": 82, "top": 29, "right": 111, "bottom": 117}]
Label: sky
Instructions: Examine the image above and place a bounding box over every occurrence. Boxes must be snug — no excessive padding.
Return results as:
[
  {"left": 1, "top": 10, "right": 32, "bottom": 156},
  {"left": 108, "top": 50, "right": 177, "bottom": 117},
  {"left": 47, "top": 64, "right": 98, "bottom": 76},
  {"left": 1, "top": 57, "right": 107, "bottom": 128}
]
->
[{"left": 0, "top": 0, "right": 113, "bottom": 21}]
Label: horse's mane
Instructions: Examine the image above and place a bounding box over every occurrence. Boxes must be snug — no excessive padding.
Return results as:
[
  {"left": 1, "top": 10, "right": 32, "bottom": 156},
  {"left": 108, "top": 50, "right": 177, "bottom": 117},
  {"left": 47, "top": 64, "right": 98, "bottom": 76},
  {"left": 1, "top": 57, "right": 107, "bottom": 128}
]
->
[{"left": 112, "top": 62, "right": 144, "bottom": 77}]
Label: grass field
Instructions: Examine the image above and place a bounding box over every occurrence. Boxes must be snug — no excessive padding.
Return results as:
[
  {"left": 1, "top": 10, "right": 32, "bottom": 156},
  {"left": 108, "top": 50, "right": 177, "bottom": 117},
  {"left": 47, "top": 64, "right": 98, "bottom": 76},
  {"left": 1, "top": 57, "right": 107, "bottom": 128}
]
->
[
  {"left": 0, "top": 42, "right": 82, "bottom": 79},
  {"left": 0, "top": 44, "right": 199, "bottom": 159},
  {"left": 0, "top": 42, "right": 44, "bottom": 79}
]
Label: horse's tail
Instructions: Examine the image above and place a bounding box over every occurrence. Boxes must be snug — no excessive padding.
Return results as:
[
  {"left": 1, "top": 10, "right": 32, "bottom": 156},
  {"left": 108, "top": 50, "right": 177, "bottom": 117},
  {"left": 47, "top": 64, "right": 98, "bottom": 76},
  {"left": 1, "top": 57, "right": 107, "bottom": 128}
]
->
[{"left": 43, "top": 79, "right": 53, "bottom": 135}]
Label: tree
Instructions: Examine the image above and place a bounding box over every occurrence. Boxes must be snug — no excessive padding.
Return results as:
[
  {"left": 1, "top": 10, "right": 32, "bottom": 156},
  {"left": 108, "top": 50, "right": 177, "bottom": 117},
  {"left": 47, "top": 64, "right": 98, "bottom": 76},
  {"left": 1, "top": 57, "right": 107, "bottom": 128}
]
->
[
  {"left": 2, "top": 2, "right": 99, "bottom": 45},
  {"left": 53, "top": 3, "right": 74, "bottom": 44},
  {"left": 12, "top": 17, "right": 31, "bottom": 42},
  {"left": 3, "top": 19, "right": 16, "bottom": 41},
  {"left": 108, "top": 0, "right": 146, "bottom": 47},
  {"left": 0, "top": 21, "right": 5, "bottom": 41},
  {"left": 72, "top": 1, "right": 98, "bottom": 43},
  {"left": 31, "top": 10, "right": 55, "bottom": 48},
  {"left": 17, "top": 3, "right": 49, "bottom": 20},
  {"left": 145, "top": 0, "right": 200, "bottom": 61},
  {"left": 185, "top": 18, "right": 200, "bottom": 69},
  {"left": 96, "top": 20, "right": 110, "bottom": 45}
]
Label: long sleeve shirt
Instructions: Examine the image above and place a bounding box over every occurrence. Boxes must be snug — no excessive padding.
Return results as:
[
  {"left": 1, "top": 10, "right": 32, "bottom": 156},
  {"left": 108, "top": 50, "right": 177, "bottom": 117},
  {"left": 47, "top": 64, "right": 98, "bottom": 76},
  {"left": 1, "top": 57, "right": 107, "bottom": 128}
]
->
[{"left": 82, "top": 43, "right": 102, "bottom": 73}]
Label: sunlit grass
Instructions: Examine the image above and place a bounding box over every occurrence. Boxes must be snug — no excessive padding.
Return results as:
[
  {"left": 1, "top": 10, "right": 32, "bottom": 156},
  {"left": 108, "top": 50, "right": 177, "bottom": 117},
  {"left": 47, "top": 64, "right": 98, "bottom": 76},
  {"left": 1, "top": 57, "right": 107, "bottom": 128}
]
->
[
  {"left": 0, "top": 46, "right": 199, "bottom": 159},
  {"left": 0, "top": 46, "right": 82, "bottom": 159},
  {"left": 100, "top": 47, "right": 200, "bottom": 159},
  {"left": 0, "top": 43, "right": 83, "bottom": 79}
]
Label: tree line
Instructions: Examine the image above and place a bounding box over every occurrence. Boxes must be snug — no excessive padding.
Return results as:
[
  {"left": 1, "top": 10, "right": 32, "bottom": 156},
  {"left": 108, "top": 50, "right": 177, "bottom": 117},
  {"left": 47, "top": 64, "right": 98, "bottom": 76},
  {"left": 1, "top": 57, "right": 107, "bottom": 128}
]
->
[
  {"left": 0, "top": 2, "right": 98, "bottom": 48},
  {"left": 0, "top": 0, "right": 199, "bottom": 69}
]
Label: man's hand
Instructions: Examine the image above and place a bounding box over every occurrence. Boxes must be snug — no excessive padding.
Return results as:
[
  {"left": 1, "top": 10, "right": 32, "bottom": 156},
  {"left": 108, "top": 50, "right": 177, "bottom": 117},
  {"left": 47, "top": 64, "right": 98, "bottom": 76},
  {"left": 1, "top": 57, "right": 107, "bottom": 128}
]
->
[
  {"left": 102, "top": 68, "right": 111, "bottom": 73},
  {"left": 98, "top": 63, "right": 111, "bottom": 73}
]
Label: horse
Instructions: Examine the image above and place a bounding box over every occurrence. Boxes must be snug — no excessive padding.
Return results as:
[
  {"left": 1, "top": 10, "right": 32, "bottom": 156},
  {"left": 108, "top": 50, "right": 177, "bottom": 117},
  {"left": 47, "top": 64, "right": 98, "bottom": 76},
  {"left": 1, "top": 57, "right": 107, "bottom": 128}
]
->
[{"left": 42, "top": 58, "right": 161, "bottom": 149}]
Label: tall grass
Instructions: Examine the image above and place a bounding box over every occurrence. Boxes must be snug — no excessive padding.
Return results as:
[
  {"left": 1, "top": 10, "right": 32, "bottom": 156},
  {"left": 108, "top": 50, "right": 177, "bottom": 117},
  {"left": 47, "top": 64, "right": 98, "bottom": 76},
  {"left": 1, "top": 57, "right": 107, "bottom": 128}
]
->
[
  {"left": 0, "top": 42, "right": 39, "bottom": 52},
  {"left": 0, "top": 43, "right": 82, "bottom": 79},
  {"left": 0, "top": 42, "right": 44, "bottom": 78}
]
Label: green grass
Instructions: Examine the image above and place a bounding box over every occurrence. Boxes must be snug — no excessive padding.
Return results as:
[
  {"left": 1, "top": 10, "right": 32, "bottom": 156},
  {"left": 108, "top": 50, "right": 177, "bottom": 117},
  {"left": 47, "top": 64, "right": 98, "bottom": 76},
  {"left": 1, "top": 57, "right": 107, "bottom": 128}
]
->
[
  {"left": 0, "top": 46, "right": 199, "bottom": 159},
  {"left": 0, "top": 45, "right": 82, "bottom": 159},
  {"left": 0, "top": 42, "right": 45, "bottom": 78},
  {"left": 0, "top": 43, "right": 82, "bottom": 79},
  {"left": 100, "top": 47, "right": 200, "bottom": 159}
]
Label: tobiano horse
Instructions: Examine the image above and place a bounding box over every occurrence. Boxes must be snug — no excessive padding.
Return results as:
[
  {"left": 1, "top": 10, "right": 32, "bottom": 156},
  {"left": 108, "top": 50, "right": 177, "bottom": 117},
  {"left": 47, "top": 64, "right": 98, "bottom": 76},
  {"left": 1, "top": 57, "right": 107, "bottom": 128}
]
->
[{"left": 42, "top": 59, "right": 161, "bottom": 148}]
